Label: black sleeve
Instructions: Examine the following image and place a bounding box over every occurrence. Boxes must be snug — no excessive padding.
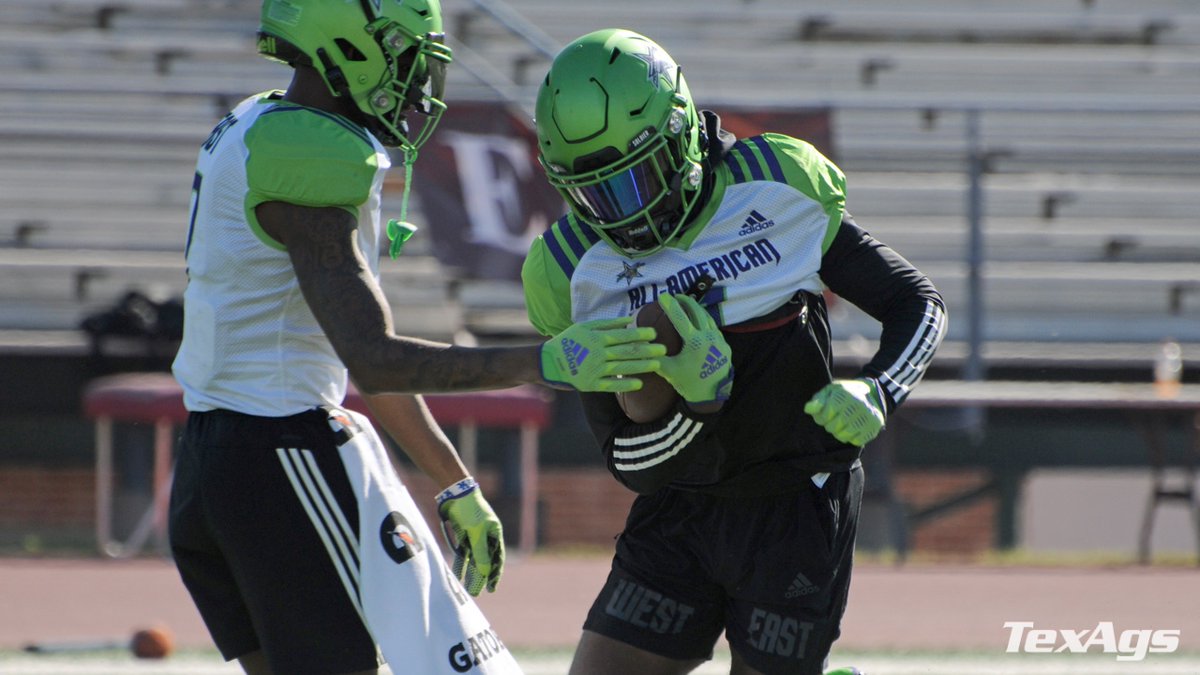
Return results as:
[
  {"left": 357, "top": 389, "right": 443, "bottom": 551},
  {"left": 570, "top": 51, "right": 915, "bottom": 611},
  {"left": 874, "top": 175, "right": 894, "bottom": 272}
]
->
[
  {"left": 577, "top": 391, "right": 726, "bottom": 495},
  {"left": 819, "top": 218, "right": 947, "bottom": 412}
]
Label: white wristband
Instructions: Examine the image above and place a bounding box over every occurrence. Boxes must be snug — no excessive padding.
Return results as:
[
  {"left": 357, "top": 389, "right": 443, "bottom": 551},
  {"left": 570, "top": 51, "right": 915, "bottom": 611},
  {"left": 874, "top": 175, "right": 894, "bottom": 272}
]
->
[{"left": 435, "top": 476, "right": 479, "bottom": 506}]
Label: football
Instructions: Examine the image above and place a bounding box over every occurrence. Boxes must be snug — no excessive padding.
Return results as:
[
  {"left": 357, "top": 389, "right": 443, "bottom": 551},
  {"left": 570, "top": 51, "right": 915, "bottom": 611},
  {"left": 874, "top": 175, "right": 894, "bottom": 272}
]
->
[
  {"left": 616, "top": 299, "right": 682, "bottom": 423},
  {"left": 131, "top": 626, "right": 174, "bottom": 659}
]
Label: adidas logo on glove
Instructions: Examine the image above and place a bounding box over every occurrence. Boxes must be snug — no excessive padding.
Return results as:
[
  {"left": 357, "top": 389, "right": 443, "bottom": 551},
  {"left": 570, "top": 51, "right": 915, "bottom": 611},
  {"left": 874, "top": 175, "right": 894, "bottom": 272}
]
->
[
  {"left": 559, "top": 338, "right": 589, "bottom": 376},
  {"left": 698, "top": 346, "right": 728, "bottom": 379}
]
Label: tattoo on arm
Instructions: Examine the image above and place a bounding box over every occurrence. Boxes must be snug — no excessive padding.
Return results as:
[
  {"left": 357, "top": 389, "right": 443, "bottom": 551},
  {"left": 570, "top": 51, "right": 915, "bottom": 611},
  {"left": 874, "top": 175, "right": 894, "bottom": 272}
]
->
[{"left": 259, "top": 202, "right": 540, "bottom": 393}]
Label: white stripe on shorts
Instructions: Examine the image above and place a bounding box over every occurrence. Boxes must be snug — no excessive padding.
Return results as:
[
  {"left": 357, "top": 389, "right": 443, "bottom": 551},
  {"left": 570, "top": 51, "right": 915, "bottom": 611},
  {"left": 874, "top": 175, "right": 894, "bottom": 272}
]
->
[{"left": 276, "top": 447, "right": 367, "bottom": 625}]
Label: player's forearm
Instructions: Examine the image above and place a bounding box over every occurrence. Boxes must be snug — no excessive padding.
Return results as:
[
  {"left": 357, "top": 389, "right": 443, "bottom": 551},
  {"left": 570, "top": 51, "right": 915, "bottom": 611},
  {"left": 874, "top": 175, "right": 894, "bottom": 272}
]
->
[
  {"left": 347, "top": 339, "right": 543, "bottom": 395},
  {"left": 359, "top": 391, "right": 469, "bottom": 487},
  {"left": 277, "top": 204, "right": 547, "bottom": 393},
  {"left": 819, "top": 219, "right": 946, "bottom": 410},
  {"left": 582, "top": 392, "right": 722, "bottom": 494},
  {"left": 303, "top": 267, "right": 544, "bottom": 392}
]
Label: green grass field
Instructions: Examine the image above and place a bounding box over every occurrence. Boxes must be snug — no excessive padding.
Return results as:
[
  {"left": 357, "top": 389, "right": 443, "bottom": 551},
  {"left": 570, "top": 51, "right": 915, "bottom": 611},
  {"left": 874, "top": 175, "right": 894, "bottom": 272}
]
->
[{"left": 4, "top": 648, "right": 1200, "bottom": 674}]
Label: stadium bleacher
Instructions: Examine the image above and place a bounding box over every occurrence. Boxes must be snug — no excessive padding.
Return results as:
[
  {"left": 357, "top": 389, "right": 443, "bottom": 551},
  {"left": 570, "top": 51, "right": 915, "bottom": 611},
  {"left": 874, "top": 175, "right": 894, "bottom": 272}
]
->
[{"left": 1, "top": 0, "right": 1197, "bottom": 372}]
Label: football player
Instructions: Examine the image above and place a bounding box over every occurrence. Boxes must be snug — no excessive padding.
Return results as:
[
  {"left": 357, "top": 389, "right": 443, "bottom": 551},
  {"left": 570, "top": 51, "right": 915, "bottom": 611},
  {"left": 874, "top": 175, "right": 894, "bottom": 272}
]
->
[
  {"left": 522, "top": 29, "right": 947, "bottom": 675},
  {"left": 169, "top": 5, "right": 663, "bottom": 674}
]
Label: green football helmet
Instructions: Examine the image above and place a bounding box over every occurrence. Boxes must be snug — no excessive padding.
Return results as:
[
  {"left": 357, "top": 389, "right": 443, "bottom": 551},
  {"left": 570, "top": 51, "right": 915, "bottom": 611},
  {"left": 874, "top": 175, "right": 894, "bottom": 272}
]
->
[
  {"left": 535, "top": 29, "right": 705, "bottom": 257},
  {"left": 257, "top": 0, "right": 453, "bottom": 151}
]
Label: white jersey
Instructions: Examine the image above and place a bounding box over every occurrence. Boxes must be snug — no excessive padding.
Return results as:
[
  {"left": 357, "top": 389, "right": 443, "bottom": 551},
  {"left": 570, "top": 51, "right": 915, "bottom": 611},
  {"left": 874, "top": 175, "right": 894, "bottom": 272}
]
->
[{"left": 172, "top": 91, "right": 391, "bottom": 416}]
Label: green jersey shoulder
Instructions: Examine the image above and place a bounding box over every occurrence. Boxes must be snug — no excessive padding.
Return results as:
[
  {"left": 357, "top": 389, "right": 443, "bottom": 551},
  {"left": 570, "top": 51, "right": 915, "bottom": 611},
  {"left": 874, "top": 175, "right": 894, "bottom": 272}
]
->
[
  {"left": 711, "top": 133, "right": 846, "bottom": 252},
  {"left": 244, "top": 103, "right": 382, "bottom": 214},
  {"left": 522, "top": 214, "right": 602, "bottom": 336}
]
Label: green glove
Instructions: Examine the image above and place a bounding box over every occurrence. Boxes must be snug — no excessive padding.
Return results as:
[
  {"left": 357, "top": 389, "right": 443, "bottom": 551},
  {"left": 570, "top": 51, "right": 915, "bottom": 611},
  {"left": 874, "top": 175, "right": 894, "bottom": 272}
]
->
[
  {"left": 656, "top": 294, "right": 733, "bottom": 404},
  {"left": 437, "top": 479, "right": 504, "bottom": 596},
  {"left": 540, "top": 317, "right": 666, "bottom": 393},
  {"left": 804, "top": 378, "right": 887, "bottom": 447}
]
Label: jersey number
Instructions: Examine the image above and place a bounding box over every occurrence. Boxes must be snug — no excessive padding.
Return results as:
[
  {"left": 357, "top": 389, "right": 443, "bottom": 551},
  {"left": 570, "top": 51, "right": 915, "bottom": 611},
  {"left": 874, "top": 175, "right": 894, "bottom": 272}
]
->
[
  {"left": 186, "top": 114, "right": 237, "bottom": 265},
  {"left": 185, "top": 171, "right": 202, "bottom": 263}
]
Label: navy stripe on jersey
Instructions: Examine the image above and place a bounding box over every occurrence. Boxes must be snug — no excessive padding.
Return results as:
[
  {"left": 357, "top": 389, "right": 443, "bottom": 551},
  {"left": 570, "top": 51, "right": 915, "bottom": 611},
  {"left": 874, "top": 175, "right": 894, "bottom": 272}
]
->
[
  {"left": 611, "top": 413, "right": 705, "bottom": 473},
  {"left": 732, "top": 141, "right": 766, "bottom": 181},
  {"left": 542, "top": 217, "right": 576, "bottom": 278},
  {"left": 579, "top": 221, "right": 602, "bottom": 246},
  {"left": 559, "top": 220, "right": 589, "bottom": 259},
  {"left": 724, "top": 149, "right": 746, "bottom": 183},
  {"left": 877, "top": 299, "right": 946, "bottom": 405},
  {"left": 261, "top": 105, "right": 372, "bottom": 146},
  {"left": 749, "top": 136, "right": 787, "bottom": 183}
]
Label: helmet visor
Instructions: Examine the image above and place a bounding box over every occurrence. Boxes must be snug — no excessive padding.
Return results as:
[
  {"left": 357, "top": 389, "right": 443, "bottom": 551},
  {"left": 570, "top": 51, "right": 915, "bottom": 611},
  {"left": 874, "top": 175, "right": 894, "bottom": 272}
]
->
[{"left": 557, "top": 143, "right": 674, "bottom": 225}]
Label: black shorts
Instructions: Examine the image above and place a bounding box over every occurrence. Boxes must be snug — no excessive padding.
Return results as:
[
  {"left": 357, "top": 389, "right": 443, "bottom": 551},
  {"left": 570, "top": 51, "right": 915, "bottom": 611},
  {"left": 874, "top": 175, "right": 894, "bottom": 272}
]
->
[
  {"left": 583, "top": 464, "right": 863, "bottom": 675},
  {"left": 168, "top": 409, "right": 380, "bottom": 674}
]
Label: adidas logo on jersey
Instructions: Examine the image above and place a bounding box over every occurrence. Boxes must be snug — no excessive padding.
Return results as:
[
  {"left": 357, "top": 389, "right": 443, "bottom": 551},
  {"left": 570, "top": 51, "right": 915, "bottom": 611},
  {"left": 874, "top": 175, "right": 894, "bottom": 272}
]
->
[
  {"left": 738, "top": 209, "right": 775, "bottom": 236},
  {"left": 785, "top": 571, "right": 819, "bottom": 598}
]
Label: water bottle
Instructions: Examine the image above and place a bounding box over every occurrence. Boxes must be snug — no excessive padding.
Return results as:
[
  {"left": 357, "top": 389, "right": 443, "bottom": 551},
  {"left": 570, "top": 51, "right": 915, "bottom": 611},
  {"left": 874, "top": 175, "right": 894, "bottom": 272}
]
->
[{"left": 1153, "top": 338, "right": 1183, "bottom": 398}]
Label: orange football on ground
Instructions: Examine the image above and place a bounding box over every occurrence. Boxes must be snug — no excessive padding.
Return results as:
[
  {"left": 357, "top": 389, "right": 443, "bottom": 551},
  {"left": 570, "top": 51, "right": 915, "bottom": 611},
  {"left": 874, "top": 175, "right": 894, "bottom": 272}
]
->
[{"left": 131, "top": 626, "right": 174, "bottom": 659}]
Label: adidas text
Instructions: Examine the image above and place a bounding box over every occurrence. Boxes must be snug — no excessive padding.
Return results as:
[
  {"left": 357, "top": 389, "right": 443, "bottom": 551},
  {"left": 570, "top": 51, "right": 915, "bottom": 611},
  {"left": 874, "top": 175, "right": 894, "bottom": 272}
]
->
[
  {"left": 738, "top": 210, "right": 776, "bottom": 236},
  {"left": 699, "top": 348, "right": 728, "bottom": 379},
  {"left": 1003, "top": 621, "right": 1180, "bottom": 662},
  {"left": 559, "top": 338, "right": 589, "bottom": 376}
]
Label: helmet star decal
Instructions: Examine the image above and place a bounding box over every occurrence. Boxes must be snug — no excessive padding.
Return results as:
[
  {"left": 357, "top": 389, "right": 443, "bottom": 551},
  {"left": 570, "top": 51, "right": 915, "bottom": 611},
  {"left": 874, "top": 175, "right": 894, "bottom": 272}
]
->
[
  {"left": 631, "top": 44, "right": 674, "bottom": 85},
  {"left": 616, "top": 261, "right": 646, "bottom": 286}
]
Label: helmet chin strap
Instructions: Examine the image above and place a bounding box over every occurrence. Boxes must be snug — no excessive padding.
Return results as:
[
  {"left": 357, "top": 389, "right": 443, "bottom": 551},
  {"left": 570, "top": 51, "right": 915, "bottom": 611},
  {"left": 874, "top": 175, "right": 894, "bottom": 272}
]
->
[{"left": 315, "top": 48, "right": 351, "bottom": 99}]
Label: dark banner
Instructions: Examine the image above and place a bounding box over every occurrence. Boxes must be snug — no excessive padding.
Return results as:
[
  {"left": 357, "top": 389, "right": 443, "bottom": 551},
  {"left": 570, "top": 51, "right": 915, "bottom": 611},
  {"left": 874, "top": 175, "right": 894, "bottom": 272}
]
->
[
  {"left": 407, "top": 102, "right": 832, "bottom": 280},
  {"left": 406, "top": 102, "right": 558, "bottom": 280},
  {"left": 716, "top": 108, "right": 834, "bottom": 161}
]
